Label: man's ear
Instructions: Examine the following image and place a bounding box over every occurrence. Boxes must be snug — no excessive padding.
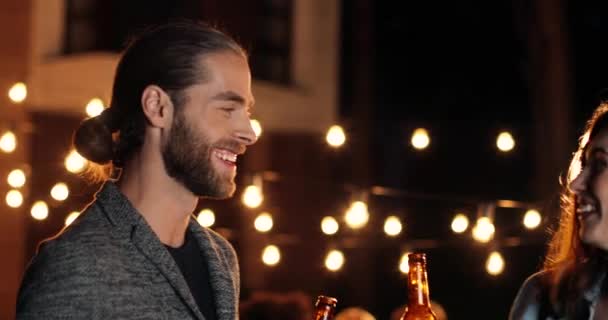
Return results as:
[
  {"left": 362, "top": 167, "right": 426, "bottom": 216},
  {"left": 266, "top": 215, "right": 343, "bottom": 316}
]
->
[{"left": 141, "top": 85, "right": 173, "bottom": 128}]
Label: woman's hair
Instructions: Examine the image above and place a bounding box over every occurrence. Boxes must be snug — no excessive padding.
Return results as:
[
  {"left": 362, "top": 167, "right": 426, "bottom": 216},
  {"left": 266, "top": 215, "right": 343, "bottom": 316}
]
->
[
  {"left": 541, "top": 103, "right": 608, "bottom": 315},
  {"left": 72, "top": 20, "right": 246, "bottom": 182}
]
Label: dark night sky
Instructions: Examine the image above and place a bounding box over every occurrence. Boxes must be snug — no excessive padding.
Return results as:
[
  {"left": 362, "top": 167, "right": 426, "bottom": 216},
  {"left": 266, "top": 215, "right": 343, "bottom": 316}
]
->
[{"left": 347, "top": 0, "right": 608, "bottom": 199}]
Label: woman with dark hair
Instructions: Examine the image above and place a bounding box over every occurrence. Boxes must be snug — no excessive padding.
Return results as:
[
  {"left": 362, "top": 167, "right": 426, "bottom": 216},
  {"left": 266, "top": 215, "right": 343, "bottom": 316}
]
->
[
  {"left": 510, "top": 104, "right": 608, "bottom": 319},
  {"left": 17, "top": 21, "right": 257, "bottom": 319}
]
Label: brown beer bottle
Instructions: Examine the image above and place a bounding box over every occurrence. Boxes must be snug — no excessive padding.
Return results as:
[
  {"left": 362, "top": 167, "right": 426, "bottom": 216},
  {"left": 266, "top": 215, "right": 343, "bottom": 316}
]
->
[
  {"left": 401, "top": 253, "right": 437, "bottom": 320},
  {"left": 313, "top": 295, "right": 338, "bottom": 320}
]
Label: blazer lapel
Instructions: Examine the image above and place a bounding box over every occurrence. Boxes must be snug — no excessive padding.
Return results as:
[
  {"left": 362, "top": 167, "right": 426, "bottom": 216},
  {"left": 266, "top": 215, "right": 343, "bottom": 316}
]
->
[
  {"left": 189, "top": 222, "right": 237, "bottom": 320},
  {"left": 131, "top": 217, "right": 205, "bottom": 320}
]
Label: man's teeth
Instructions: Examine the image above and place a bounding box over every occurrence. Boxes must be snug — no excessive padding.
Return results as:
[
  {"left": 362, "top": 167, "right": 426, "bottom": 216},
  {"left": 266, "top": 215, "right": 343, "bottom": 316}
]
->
[
  {"left": 215, "top": 150, "right": 237, "bottom": 162},
  {"left": 577, "top": 204, "right": 595, "bottom": 214}
]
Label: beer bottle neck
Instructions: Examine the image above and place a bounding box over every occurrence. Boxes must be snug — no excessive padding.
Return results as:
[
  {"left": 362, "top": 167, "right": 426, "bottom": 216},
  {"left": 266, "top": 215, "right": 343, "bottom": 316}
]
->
[
  {"left": 407, "top": 262, "right": 432, "bottom": 308},
  {"left": 313, "top": 304, "right": 335, "bottom": 320}
]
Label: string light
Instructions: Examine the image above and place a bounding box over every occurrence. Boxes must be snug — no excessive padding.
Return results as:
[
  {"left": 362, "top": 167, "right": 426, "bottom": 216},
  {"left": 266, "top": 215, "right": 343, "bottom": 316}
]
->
[
  {"left": 486, "top": 251, "right": 505, "bottom": 276},
  {"left": 254, "top": 212, "right": 273, "bottom": 232},
  {"left": 262, "top": 245, "right": 281, "bottom": 266},
  {"left": 399, "top": 252, "right": 411, "bottom": 274},
  {"left": 472, "top": 217, "right": 495, "bottom": 243},
  {"left": 451, "top": 213, "right": 469, "bottom": 233},
  {"left": 65, "top": 211, "right": 80, "bottom": 226},
  {"left": 344, "top": 200, "right": 369, "bottom": 229},
  {"left": 496, "top": 131, "right": 515, "bottom": 152},
  {"left": 65, "top": 150, "right": 88, "bottom": 173},
  {"left": 7, "top": 169, "right": 26, "bottom": 188},
  {"left": 85, "top": 98, "right": 105, "bottom": 118},
  {"left": 321, "top": 216, "right": 339, "bottom": 235},
  {"left": 196, "top": 208, "right": 215, "bottom": 227},
  {"left": 242, "top": 185, "right": 263, "bottom": 208},
  {"left": 50, "top": 182, "right": 69, "bottom": 201},
  {"left": 0, "top": 131, "right": 17, "bottom": 153},
  {"left": 326, "top": 125, "right": 346, "bottom": 148},
  {"left": 31, "top": 201, "right": 49, "bottom": 220},
  {"left": 383, "top": 216, "right": 402, "bottom": 236},
  {"left": 5, "top": 189, "right": 23, "bottom": 208},
  {"left": 523, "top": 209, "right": 542, "bottom": 230},
  {"left": 8, "top": 82, "right": 27, "bottom": 103},
  {"left": 250, "top": 119, "right": 262, "bottom": 138},
  {"left": 411, "top": 128, "right": 430, "bottom": 150},
  {"left": 325, "top": 249, "right": 345, "bottom": 271}
]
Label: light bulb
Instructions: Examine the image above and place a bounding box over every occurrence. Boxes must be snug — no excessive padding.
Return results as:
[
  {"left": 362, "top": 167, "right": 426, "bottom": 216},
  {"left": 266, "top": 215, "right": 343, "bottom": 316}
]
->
[
  {"left": 497, "top": 131, "right": 515, "bottom": 152},
  {"left": 383, "top": 216, "right": 402, "bottom": 236},
  {"left": 0, "top": 131, "right": 17, "bottom": 153},
  {"left": 411, "top": 128, "right": 430, "bottom": 150},
  {"left": 50, "top": 182, "right": 69, "bottom": 201},
  {"left": 31, "top": 201, "right": 49, "bottom": 220},
  {"left": 8, "top": 82, "right": 27, "bottom": 103},
  {"left": 85, "top": 98, "right": 105, "bottom": 117},
  {"left": 321, "top": 216, "right": 339, "bottom": 235},
  {"left": 262, "top": 245, "right": 281, "bottom": 266},
  {"left": 7, "top": 169, "right": 26, "bottom": 188},
  {"left": 326, "top": 125, "right": 346, "bottom": 148},
  {"left": 197, "top": 209, "right": 216, "bottom": 227},
  {"left": 325, "top": 250, "right": 345, "bottom": 271},
  {"left": 242, "top": 185, "right": 263, "bottom": 208},
  {"left": 250, "top": 119, "right": 262, "bottom": 138}
]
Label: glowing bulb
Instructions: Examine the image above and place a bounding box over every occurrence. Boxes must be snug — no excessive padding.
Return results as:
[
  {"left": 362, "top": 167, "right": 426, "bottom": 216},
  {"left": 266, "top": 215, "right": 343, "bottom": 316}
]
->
[
  {"left": 242, "top": 185, "right": 263, "bottom": 208},
  {"left": 326, "top": 125, "right": 346, "bottom": 148},
  {"left": 262, "top": 245, "right": 281, "bottom": 266},
  {"left": 472, "top": 217, "right": 495, "bottom": 243},
  {"left": 254, "top": 212, "right": 273, "bottom": 232},
  {"left": 344, "top": 201, "right": 369, "bottom": 229},
  {"left": 0, "top": 131, "right": 17, "bottom": 153},
  {"left": 65, "top": 150, "right": 88, "bottom": 173},
  {"left": 65, "top": 211, "right": 80, "bottom": 226},
  {"left": 497, "top": 131, "right": 515, "bottom": 152},
  {"left": 383, "top": 216, "right": 402, "bottom": 236},
  {"left": 321, "top": 216, "right": 339, "bottom": 235},
  {"left": 7, "top": 169, "right": 26, "bottom": 188},
  {"left": 197, "top": 208, "right": 215, "bottom": 227},
  {"left": 411, "top": 128, "right": 430, "bottom": 150},
  {"left": 523, "top": 209, "right": 542, "bottom": 230},
  {"left": 486, "top": 251, "right": 505, "bottom": 276},
  {"left": 85, "top": 98, "right": 105, "bottom": 117},
  {"left": 50, "top": 182, "right": 69, "bottom": 201},
  {"left": 5, "top": 189, "right": 23, "bottom": 208},
  {"left": 325, "top": 250, "right": 345, "bottom": 271},
  {"left": 8, "top": 82, "right": 27, "bottom": 103},
  {"left": 31, "top": 201, "right": 49, "bottom": 220},
  {"left": 399, "top": 252, "right": 411, "bottom": 274},
  {"left": 250, "top": 119, "right": 262, "bottom": 138},
  {"left": 451, "top": 213, "right": 469, "bottom": 233}
]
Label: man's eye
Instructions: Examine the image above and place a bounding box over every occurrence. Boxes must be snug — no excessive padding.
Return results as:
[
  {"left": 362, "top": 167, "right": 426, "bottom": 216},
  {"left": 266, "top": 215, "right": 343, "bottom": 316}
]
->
[{"left": 221, "top": 107, "right": 235, "bottom": 113}]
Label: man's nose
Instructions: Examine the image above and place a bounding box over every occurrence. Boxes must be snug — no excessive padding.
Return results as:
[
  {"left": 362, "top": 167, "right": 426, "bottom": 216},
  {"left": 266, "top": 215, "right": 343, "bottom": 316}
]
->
[{"left": 234, "top": 119, "right": 258, "bottom": 146}]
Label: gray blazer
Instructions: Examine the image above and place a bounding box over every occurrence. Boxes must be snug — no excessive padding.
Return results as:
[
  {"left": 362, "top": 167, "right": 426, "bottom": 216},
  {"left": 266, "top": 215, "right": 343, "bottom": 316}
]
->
[{"left": 16, "top": 182, "right": 240, "bottom": 320}]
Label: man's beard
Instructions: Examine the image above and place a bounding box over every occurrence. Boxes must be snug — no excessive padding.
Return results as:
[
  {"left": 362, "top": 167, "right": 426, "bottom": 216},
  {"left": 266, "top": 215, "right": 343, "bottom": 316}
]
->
[{"left": 162, "top": 112, "right": 236, "bottom": 198}]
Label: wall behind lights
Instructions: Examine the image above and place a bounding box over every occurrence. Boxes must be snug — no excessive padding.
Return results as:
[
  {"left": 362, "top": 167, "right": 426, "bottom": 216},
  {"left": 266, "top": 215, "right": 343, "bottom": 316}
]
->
[{"left": 0, "top": 1, "right": 31, "bottom": 319}]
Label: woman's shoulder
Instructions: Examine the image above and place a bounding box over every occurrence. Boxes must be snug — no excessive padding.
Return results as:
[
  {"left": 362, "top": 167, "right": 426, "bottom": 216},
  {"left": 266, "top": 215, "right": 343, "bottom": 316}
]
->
[{"left": 509, "top": 270, "right": 553, "bottom": 320}]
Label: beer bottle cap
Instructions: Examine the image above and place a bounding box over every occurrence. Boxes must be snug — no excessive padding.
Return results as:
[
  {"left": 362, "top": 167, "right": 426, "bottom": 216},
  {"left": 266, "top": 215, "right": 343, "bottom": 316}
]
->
[{"left": 316, "top": 295, "right": 338, "bottom": 308}]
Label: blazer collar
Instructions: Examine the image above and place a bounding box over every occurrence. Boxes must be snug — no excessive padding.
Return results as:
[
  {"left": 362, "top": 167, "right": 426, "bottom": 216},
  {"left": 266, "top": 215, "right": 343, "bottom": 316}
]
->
[
  {"left": 189, "top": 223, "right": 237, "bottom": 320},
  {"left": 95, "top": 182, "right": 206, "bottom": 319}
]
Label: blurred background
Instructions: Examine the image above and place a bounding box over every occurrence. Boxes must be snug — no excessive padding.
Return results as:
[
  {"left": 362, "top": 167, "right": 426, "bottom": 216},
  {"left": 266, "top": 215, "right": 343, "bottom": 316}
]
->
[{"left": 1, "top": 0, "right": 607, "bottom": 319}]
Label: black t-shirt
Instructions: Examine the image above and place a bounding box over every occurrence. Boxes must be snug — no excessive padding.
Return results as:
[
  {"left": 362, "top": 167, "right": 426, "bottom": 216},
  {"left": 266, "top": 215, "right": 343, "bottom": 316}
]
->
[{"left": 166, "top": 231, "right": 217, "bottom": 320}]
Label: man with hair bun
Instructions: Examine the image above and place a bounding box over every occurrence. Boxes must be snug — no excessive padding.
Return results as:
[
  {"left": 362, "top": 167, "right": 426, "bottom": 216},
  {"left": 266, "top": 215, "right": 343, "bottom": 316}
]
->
[{"left": 16, "top": 20, "right": 257, "bottom": 320}]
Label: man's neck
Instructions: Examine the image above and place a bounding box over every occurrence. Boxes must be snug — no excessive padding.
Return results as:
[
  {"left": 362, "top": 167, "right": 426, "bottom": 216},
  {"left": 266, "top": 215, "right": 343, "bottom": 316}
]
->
[{"left": 117, "top": 153, "right": 198, "bottom": 248}]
